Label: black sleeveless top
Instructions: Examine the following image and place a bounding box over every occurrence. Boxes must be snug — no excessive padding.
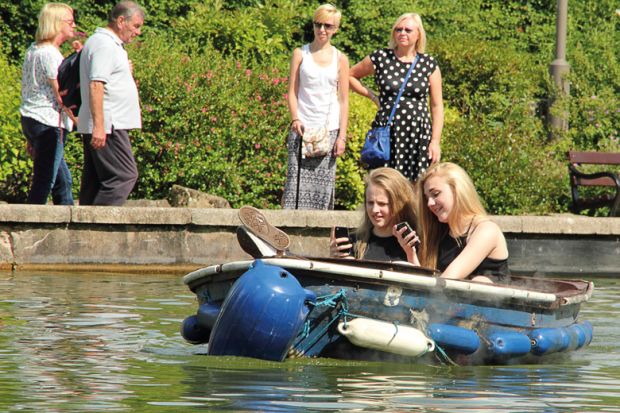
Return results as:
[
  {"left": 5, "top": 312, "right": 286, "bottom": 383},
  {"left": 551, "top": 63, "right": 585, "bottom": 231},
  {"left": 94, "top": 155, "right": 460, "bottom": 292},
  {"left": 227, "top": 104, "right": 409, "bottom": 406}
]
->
[{"left": 437, "top": 232, "right": 510, "bottom": 281}]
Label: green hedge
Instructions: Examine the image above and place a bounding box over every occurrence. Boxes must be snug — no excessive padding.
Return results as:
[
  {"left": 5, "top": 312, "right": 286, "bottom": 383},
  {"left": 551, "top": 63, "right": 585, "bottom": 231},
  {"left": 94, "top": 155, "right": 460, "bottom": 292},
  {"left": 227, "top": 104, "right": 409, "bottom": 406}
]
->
[
  {"left": 0, "top": 52, "right": 29, "bottom": 203},
  {"left": 0, "top": 0, "right": 618, "bottom": 214}
]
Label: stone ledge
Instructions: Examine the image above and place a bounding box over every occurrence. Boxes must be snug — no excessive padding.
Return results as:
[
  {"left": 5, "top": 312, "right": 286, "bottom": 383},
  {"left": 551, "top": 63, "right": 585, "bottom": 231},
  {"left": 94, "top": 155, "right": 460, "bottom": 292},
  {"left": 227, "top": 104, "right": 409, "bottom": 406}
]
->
[
  {"left": 1, "top": 204, "right": 619, "bottom": 234},
  {"left": 1, "top": 205, "right": 619, "bottom": 275}
]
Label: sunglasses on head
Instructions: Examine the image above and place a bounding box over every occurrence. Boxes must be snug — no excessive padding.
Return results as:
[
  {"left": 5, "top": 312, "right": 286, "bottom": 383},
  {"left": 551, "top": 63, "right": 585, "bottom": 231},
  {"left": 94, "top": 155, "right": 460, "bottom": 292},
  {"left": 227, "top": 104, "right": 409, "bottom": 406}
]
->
[
  {"left": 394, "top": 27, "right": 416, "bottom": 33},
  {"left": 313, "top": 21, "right": 336, "bottom": 31}
]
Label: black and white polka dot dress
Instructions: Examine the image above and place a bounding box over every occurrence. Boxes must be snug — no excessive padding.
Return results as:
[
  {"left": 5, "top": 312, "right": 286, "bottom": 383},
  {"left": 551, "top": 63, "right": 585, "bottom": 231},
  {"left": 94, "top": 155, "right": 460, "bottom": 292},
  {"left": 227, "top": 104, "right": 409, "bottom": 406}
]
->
[{"left": 370, "top": 48, "right": 438, "bottom": 181}]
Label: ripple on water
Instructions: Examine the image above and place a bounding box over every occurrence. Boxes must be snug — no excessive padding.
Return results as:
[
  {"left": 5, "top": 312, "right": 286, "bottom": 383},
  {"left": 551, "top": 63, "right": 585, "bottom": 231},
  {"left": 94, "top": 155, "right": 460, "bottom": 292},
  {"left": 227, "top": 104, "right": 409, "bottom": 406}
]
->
[{"left": 0, "top": 272, "right": 619, "bottom": 412}]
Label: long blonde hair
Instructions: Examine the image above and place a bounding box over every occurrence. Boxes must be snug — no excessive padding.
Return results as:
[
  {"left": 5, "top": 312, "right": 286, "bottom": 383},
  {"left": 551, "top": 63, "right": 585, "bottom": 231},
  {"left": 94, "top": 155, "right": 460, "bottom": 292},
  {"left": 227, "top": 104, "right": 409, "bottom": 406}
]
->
[
  {"left": 416, "top": 162, "right": 487, "bottom": 269},
  {"left": 35, "top": 3, "right": 73, "bottom": 44},
  {"left": 355, "top": 168, "right": 417, "bottom": 259},
  {"left": 388, "top": 12, "right": 427, "bottom": 53}
]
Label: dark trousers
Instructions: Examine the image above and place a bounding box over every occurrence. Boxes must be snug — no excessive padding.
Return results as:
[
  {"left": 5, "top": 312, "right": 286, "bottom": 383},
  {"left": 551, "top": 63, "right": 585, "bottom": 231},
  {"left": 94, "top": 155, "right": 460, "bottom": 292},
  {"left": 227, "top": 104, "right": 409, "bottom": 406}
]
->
[
  {"left": 79, "top": 129, "right": 138, "bottom": 206},
  {"left": 21, "top": 116, "right": 74, "bottom": 205}
]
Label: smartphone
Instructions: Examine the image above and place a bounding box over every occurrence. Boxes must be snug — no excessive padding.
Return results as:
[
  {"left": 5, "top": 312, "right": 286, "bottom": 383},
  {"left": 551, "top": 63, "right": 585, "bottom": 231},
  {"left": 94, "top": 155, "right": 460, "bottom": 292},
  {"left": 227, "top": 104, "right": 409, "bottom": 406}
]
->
[
  {"left": 396, "top": 222, "right": 419, "bottom": 247},
  {"left": 334, "top": 226, "right": 352, "bottom": 255},
  {"left": 396, "top": 222, "right": 413, "bottom": 238}
]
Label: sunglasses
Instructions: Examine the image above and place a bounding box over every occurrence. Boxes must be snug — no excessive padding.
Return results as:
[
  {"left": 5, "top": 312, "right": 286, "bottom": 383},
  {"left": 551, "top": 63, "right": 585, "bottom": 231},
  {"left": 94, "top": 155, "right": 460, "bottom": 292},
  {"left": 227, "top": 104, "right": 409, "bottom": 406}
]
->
[
  {"left": 394, "top": 27, "right": 416, "bottom": 34},
  {"left": 313, "top": 21, "right": 336, "bottom": 31}
]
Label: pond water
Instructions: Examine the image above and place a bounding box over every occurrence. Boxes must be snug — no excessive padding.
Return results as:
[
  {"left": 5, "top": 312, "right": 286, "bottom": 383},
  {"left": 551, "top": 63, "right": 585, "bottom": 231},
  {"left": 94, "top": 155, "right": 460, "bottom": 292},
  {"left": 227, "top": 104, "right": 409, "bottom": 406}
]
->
[{"left": 0, "top": 271, "right": 618, "bottom": 412}]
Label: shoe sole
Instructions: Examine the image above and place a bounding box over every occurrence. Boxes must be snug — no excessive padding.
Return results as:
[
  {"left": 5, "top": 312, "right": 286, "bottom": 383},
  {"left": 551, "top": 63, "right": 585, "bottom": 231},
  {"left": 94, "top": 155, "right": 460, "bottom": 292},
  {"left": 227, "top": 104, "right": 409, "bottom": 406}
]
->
[
  {"left": 238, "top": 206, "right": 290, "bottom": 251},
  {"left": 236, "top": 226, "right": 277, "bottom": 258}
]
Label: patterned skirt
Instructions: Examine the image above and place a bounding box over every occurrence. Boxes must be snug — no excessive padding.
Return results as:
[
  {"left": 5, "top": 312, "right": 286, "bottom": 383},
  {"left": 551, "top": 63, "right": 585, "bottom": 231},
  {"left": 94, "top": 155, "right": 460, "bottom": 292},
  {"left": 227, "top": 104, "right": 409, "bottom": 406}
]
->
[{"left": 282, "top": 129, "right": 338, "bottom": 210}]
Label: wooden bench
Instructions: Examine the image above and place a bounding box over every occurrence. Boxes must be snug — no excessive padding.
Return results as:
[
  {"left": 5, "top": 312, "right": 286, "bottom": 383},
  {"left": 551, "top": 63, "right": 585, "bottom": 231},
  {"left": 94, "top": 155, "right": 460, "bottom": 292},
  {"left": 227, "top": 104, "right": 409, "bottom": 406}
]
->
[{"left": 567, "top": 151, "right": 620, "bottom": 216}]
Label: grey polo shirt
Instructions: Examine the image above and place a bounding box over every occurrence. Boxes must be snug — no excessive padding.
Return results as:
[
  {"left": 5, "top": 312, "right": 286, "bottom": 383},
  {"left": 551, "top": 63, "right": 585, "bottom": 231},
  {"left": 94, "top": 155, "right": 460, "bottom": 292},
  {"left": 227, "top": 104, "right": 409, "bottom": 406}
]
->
[{"left": 78, "top": 27, "right": 141, "bottom": 134}]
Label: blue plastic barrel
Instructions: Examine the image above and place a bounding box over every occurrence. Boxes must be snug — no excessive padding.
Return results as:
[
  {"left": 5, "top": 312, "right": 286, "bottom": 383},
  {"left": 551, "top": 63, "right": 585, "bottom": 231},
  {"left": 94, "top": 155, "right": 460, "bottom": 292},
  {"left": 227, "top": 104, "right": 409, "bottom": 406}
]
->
[
  {"left": 582, "top": 320, "right": 593, "bottom": 345},
  {"left": 566, "top": 324, "right": 586, "bottom": 350},
  {"left": 529, "top": 327, "right": 571, "bottom": 355},
  {"left": 486, "top": 330, "right": 532, "bottom": 358},
  {"left": 207, "top": 260, "right": 316, "bottom": 361},
  {"left": 181, "top": 315, "right": 211, "bottom": 344},
  {"left": 570, "top": 321, "right": 593, "bottom": 349},
  {"left": 427, "top": 323, "right": 480, "bottom": 354},
  {"left": 196, "top": 302, "right": 220, "bottom": 330}
]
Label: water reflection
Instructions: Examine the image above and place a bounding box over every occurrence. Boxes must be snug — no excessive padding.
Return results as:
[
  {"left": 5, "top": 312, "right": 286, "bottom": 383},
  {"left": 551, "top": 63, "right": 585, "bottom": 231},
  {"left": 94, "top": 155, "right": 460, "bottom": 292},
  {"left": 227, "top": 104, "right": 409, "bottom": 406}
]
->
[{"left": 0, "top": 272, "right": 619, "bottom": 412}]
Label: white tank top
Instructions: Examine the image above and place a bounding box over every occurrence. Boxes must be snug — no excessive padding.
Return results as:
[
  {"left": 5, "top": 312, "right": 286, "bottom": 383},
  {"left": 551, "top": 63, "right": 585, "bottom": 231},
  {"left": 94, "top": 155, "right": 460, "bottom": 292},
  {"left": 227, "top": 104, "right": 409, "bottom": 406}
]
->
[{"left": 297, "top": 44, "right": 340, "bottom": 131}]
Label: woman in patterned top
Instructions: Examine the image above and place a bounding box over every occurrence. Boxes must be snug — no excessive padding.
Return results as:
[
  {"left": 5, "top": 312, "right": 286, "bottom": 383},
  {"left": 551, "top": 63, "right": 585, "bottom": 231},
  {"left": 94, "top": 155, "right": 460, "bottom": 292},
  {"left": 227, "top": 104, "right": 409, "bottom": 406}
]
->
[
  {"left": 20, "top": 3, "right": 76, "bottom": 205},
  {"left": 350, "top": 12, "right": 444, "bottom": 181}
]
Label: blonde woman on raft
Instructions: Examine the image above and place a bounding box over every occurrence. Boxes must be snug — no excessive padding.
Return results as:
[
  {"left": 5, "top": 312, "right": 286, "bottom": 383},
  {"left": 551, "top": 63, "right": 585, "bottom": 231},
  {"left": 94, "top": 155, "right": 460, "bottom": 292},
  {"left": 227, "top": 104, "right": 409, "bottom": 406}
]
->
[
  {"left": 330, "top": 167, "right": 419, "bottom": 262},
  {"left": 410, "top": 162, "right": 510, "bottom": 283}
]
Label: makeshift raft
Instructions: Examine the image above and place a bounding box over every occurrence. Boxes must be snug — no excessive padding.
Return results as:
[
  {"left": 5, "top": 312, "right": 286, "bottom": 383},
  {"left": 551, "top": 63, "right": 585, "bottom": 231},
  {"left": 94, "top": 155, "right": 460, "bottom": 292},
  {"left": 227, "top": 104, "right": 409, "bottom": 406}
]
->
[{"left": 181, "top": 257, "right": 593, "bottom": 365}]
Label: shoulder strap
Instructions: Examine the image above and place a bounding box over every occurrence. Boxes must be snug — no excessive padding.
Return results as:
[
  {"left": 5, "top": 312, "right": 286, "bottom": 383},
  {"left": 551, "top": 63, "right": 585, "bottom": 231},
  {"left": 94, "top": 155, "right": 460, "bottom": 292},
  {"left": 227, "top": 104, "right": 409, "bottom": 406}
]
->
[{"left": 386, "top": 54, "right": 420, "bottom": 125}]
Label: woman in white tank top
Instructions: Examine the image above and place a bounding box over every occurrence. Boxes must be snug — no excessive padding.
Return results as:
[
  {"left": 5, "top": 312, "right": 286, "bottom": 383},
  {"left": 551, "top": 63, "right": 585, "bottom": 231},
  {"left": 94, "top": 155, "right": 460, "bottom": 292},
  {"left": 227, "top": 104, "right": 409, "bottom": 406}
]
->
[{"left": 282, "top": 4, "right": 349, "bottom": 210}]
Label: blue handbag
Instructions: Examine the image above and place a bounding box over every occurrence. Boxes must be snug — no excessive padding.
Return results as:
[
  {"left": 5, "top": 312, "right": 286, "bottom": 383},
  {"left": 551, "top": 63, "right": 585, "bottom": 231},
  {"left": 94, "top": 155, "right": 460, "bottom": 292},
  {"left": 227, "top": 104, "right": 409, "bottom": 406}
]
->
[{"left": 361, "top": 54, "right": 420, "bottom": 168}]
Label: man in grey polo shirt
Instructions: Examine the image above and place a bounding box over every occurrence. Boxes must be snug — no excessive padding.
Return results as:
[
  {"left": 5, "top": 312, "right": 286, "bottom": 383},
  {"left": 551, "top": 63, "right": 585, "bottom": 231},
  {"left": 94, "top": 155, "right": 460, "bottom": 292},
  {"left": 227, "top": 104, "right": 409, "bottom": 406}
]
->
[{"left": 78, "top": 1, "right": 144, "bottom": 206}]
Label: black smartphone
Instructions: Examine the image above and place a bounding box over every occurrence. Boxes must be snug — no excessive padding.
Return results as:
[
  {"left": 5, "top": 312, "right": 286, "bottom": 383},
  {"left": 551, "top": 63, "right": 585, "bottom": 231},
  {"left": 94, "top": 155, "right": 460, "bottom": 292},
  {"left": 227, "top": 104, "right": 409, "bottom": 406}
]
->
[
  {"left": 396, "top": 222, "right": 413, "bottom": 237},
  {"left": 396, "top": 221, "right": 419, "bottom": 247},
  {"left": 334, "top": 226, "right": 352, "bottom": 255}
]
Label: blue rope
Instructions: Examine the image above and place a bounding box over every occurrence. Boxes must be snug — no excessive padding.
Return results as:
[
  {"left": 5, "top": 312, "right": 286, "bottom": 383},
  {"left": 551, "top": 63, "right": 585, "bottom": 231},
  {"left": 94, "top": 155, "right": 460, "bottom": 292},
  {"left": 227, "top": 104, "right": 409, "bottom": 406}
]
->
[
  {"left": 293, "top": 289, "right": 349, "bottom": 354},
  {"left": 293, "top": 288, "right": 439, "bottom": 361},
  {"left": 313, "top": 289, "right": 348, "bottom": 309},
  {"left": 434, "top": 344, "right": 459, "bottom": 366}
]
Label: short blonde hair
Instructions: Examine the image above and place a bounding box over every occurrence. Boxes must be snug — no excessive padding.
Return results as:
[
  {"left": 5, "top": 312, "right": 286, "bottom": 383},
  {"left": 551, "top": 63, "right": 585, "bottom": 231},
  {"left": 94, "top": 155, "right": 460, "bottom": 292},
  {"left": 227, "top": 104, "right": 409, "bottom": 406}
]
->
[
  {"left": 388, "top": 12, "right": 426, "bottom": 53},
  {"left": 313, "top": 4, "right": 341, "bottom": 27},
  {"left": 35, "top": 3, "right": 73, "bottom": 44}
]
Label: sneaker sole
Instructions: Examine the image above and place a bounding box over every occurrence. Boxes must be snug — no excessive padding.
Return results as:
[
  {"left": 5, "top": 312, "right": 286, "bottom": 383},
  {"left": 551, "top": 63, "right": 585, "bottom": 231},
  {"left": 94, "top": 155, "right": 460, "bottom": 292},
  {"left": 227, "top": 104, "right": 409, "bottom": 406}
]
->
[
  {"left": 236, "top": 226, "right": 277, "bottom": 258},
  {"left": 238, "top": 206, "right": 290, "bottom": 251}
]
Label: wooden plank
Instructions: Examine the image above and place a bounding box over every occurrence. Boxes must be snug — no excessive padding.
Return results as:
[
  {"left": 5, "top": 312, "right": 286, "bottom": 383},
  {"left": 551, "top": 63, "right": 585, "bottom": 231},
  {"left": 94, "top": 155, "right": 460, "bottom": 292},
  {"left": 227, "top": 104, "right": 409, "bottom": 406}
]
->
[
  {"left": 568, "top": 151, "right": 620, "bottom": 165},
  {"left": 575, "top": 176, "right": 617, "bottom": 187}
]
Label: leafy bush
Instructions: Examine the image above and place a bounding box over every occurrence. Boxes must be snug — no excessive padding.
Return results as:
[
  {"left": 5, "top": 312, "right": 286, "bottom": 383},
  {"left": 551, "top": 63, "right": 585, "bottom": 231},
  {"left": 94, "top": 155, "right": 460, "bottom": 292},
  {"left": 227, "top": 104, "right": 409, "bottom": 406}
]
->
[
  {"left": 130, "top": 34, "right": 290, "bottom": 207},
  {"left": 334, "top": 94, "right": 373, "bottom": 210},
  {"left": 172, "top": 0, "right": 302, "bottom": 66},
  {"left": 0, "top": 0, "right": 617, "bottom": 214},
  {"left": 0, "top": 50, "right": 30, "bottom": 203}
]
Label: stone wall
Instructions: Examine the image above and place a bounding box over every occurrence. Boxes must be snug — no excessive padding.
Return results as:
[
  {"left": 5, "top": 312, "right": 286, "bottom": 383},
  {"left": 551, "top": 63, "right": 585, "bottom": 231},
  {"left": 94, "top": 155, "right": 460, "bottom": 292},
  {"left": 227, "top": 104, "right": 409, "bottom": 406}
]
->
[{"left": 1, "top": 204, "right": 619, "bottom": 276}]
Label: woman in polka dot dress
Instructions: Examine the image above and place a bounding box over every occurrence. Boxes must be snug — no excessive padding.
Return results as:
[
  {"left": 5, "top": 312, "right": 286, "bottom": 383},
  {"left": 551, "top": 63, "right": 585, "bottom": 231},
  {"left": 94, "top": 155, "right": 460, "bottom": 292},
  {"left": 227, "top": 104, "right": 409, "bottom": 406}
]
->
[{"left": 350, "top": 12, "right": 444, "bottom": 181}]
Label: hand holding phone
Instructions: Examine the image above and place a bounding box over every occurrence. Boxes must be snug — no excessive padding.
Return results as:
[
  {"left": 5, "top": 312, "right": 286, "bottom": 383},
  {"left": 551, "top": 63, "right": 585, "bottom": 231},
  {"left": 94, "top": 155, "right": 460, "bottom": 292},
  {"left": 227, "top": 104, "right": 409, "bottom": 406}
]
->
[
  {"left": 396, "top": 221, "right": 419, "bottom": 248},
  {"left": 334, "top": 226, "right": 353, "bottom": 256}
]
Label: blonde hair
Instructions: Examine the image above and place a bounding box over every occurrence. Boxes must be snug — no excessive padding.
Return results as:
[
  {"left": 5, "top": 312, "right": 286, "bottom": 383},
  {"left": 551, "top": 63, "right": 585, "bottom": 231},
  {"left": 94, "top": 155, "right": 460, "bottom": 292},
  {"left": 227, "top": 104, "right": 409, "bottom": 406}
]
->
[
  {"left": 416, "top": 162, "right": 487, "bottom": 269},
  {"left": 35, "top": 3, "right": 73, "bottom": 44},
  {"left": 388, "top": 12, "right": 426, "bottom": 53},
  {"left": 354, "top": 168, "right": 417, "bottom": 259},
  {"left": 313, "top": 3, "right": 341, "bottom": 27}
]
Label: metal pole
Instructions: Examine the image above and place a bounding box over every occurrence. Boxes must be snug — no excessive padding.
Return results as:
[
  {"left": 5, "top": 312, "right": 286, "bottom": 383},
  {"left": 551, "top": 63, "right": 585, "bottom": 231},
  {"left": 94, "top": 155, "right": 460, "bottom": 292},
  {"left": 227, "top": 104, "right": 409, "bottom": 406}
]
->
[{"left": 549, "top": 0, "right": 570, "bottom": 135}]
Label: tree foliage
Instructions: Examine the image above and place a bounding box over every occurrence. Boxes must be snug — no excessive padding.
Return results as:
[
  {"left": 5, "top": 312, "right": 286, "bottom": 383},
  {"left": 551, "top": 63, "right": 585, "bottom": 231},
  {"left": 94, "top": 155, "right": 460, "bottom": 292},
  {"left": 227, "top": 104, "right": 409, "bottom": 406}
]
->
[{"left": 0, "top": 0, "right": 618, "bottom": 214}]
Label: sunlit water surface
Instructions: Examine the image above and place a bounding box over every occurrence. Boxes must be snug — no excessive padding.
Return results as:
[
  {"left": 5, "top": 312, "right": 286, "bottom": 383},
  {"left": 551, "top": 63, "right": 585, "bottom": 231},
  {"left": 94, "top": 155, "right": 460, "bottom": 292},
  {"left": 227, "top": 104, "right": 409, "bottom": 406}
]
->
[{"left": 0, "top": 271, "right": 618, "bottom": 412}]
